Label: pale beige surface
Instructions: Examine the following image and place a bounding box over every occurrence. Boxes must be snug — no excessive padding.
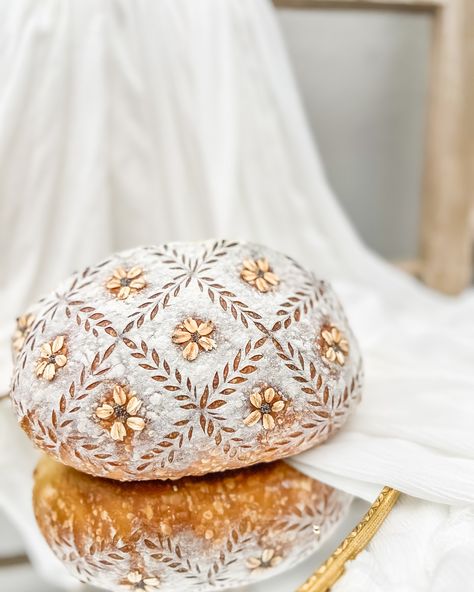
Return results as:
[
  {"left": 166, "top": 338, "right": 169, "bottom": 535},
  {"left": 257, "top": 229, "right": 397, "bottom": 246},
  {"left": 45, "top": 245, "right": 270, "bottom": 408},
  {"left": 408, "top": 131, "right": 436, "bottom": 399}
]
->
[{"left": 277, "top": 7, "right": 430, "bottom": 260}]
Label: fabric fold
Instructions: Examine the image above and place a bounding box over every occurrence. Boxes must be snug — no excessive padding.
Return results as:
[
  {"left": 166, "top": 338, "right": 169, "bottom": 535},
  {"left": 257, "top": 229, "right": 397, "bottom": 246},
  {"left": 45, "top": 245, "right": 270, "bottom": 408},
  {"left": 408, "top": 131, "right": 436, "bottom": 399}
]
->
[{"left": 0, "top": 0, "right": 472, "bottom": 589}]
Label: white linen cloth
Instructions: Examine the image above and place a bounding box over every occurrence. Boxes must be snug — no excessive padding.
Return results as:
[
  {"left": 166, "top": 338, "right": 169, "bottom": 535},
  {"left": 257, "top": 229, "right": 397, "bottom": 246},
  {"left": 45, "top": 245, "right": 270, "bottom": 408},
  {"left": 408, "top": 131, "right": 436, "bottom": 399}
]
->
[{"left": 0, "top": 0, "right": 473, "bottom": 590}]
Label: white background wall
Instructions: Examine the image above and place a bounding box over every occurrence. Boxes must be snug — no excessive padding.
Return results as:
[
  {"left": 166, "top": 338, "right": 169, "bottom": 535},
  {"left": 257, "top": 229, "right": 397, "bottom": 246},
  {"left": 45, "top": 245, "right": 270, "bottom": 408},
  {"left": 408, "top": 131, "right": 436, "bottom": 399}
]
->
[{"left": 277, "top": 7, "right": 432, "bottom": 260}]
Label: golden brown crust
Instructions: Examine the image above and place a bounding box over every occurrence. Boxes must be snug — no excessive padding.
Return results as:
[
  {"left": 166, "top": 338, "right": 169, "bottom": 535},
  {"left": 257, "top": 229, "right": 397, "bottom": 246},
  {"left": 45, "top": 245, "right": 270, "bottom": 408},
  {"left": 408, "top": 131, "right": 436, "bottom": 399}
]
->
[{"left": 33, "top": 457, "right": 351, "bottom": 591}]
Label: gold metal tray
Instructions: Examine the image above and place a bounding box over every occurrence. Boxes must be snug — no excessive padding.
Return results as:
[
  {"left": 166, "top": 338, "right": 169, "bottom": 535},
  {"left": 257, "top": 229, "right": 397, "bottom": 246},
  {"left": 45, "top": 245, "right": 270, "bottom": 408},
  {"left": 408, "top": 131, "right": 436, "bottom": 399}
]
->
[{"left": 297, "top": 487, "right": 400, "bottom": 592}]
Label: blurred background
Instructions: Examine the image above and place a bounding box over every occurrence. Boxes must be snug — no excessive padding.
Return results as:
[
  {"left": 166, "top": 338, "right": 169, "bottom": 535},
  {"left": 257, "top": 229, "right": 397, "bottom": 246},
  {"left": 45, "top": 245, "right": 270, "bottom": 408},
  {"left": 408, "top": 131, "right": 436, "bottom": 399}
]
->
[{"left": 279, "top": 7, "right": 430, "bottom": 261}]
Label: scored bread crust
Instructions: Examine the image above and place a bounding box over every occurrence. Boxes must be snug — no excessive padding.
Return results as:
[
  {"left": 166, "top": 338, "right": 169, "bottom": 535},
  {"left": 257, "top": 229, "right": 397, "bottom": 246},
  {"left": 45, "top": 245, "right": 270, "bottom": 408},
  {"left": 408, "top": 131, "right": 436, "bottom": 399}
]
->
[
  {"left": 11, "top": 240, "right": 363, "bottom": 480},
  {"left": 33, "top": 456, "right": 352, "bottom": 591}
]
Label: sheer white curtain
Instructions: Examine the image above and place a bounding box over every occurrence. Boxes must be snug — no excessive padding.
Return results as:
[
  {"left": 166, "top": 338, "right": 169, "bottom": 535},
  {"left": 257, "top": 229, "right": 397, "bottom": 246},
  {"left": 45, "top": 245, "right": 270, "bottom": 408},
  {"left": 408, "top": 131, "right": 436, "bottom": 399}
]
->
[{"left": 0, "top": 0, "right": 473, "bottom": 590}]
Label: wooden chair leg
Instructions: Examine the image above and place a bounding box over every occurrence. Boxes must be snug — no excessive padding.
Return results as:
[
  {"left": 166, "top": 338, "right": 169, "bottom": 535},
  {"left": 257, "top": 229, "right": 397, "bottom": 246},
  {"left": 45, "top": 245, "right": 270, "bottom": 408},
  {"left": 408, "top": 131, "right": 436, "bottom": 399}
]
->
[{"left": 420, "top": 0, "right": 474, "bottom": 294}]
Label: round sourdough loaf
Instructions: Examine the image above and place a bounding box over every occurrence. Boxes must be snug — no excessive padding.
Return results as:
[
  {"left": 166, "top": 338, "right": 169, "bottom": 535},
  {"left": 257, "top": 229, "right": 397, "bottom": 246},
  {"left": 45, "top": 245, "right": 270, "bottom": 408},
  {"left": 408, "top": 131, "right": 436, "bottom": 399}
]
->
[
  {"left": 11, "top": 240, "right": 363, "bottom": 480},
  {"left": 33, "top": 456, "right": 352, "bottom": 591}
]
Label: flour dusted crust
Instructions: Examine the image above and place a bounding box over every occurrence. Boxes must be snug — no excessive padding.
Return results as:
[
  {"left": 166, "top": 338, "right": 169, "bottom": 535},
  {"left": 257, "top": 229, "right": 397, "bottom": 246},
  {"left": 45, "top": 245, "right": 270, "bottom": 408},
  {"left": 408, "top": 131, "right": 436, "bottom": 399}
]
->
[
  {"left": 33, "top": 456, "right": 352, "bottom": 591},
  {"left": 11, "top": 240, "right": 363, "bottom": 480}
]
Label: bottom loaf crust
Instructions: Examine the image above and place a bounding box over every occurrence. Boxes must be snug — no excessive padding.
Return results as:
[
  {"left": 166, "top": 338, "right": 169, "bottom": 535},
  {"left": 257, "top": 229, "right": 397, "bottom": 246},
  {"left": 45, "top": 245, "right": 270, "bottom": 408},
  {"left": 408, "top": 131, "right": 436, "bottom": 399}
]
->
[{"left": 33, "top": 456, "right": 351, "bottom": 591}]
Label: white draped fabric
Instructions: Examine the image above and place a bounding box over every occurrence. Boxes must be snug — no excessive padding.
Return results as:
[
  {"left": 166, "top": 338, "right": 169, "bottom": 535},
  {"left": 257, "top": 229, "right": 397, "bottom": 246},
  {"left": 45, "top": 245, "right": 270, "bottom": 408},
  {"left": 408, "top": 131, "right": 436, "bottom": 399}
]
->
[{"left": 0, "top": 0, "right": 473, "bottom": 590}]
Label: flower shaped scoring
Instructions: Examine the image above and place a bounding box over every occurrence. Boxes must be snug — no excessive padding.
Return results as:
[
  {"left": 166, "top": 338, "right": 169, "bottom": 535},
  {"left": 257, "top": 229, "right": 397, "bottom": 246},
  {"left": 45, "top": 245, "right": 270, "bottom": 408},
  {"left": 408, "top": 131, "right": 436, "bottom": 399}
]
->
[
  {"left": 243, "top": 387, "right": 285, "bottom": 430},
  {"left": 321, "top": 325, "right": 349, "bottom": 366},
  {"left": 246, "top": 549, "right": 282, "bottom": 573},
  {"left": 35, "top": 336, "right": 67, "bottom": 381},
  {"left": 12, "top": 313, "right": 35, "bottom": 355},
  {"left": 95, "top": 386, "right": 145, "bottom": 441},
  {"left": 240, "top": 258, "right": 279, "bottom": 293},
  {"left": 172, "top": 317, "right": 216, "bottom": 361},
  {"left": 106, "top": 266, "right": 146, "bottom": 300},
  {"left": 123, "top": 571, "right": 160, "bottom": 591}
]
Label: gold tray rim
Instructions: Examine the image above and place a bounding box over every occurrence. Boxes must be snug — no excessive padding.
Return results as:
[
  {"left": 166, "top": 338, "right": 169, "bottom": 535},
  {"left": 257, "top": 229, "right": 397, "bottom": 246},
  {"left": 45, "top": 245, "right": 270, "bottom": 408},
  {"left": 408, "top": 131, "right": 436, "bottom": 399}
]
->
[{"left": 297, "top": 486, "right": 400, "bottom": 592}]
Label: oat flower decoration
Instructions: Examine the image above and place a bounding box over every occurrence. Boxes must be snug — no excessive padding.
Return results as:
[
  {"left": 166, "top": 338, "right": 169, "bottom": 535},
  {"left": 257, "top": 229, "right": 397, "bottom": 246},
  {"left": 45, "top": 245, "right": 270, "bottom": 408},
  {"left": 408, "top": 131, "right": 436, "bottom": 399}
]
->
[
  {"left": 95, "top": 386, "right": 145, "bottom": 442},
  {"left": 241, "top": 258, "right": 279, "bottom": 293},
  {"left": 35, "top": 336, "right": 67, "bottom": 381},
  {"left": 246, "top": 549, "right": 282, "bottom": 573},
  {"left": 12, "top": 313, "right": 35, "bottom": 355},
  {"left": 172, "top": 317, "right": 216, "bottom": 361},
  {"left": 321, "top": 325, "right": 349, "bottom": 366},
  {"left": 106, "top": 266, "right": 146, "bottom": 300},
  {"left": 124, "top": 571, "right": 160, "bottom": 591},
  {"left": 243, "top": 387, "right": 285, "bottom": 430}
]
